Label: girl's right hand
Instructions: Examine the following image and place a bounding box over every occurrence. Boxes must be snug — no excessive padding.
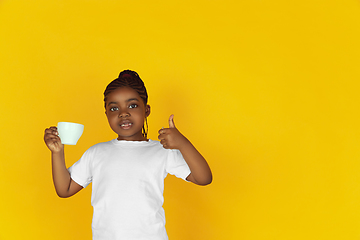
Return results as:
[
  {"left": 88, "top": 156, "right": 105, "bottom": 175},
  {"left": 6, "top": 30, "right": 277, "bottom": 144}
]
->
[{"left": 44, "top": 126, "right": 64, "bottom": 153}]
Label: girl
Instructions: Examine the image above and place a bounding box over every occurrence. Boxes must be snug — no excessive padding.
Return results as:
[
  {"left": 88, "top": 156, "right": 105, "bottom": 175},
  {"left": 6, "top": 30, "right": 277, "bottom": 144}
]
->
[{"left": 44, "top": 70, "right": 212, "bottom": 240}]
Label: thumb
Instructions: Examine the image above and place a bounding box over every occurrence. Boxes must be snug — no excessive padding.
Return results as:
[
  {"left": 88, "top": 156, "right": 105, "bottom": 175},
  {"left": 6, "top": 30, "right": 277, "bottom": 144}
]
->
[{"left": 169, "top": 114, "right": 175, "bottom": 128}]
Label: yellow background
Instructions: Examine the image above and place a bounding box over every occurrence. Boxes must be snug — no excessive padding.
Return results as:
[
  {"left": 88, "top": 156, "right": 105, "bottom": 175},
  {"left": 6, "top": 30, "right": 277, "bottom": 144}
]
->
[{"left": 1, "top": 0, "right": 360, "bottom": 239}]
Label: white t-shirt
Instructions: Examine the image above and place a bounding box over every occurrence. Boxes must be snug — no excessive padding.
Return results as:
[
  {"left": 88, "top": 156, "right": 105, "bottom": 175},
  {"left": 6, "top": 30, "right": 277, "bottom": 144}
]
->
[{"left": 68, "top": 139, "right": 191, "bottom": 240}]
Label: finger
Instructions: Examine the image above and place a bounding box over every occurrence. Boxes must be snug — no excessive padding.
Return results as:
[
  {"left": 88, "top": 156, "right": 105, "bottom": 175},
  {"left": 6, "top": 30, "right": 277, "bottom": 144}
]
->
[
  {"left": 45, "top": 128, "right": 53, "bottom": 133},
  {"left": 45, "top": 130, "right": 59, "bottom": 137},
  {"left": 44, "top": 131, "right": 57, "bottom": 139},
  {"left": 45, "top": 135, "right": 61, "bottom": 142},
  {"left": 45, "top": 127, "right": 58, "bottom": 135},
  {"left": 158, "top": 127, "right": 166, "bottom": 135},
  {"left": 51, "top": 127, "right": 59, "bottom": 135},
  {"left": 169, "top": 114, "right": 175, "bottom": 129}
]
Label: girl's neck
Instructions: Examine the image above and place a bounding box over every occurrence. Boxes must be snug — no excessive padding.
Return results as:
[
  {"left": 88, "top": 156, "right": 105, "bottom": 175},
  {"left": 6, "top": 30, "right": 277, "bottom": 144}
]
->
[{"left": 117, "top": 136, "right": 148, "bottom": 142}]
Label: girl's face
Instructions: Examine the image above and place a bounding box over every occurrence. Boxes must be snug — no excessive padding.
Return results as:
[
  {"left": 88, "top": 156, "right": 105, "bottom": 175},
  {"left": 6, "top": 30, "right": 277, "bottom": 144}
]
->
[{"left": 105, "top": 87, "right": 150, "bottom": 141}]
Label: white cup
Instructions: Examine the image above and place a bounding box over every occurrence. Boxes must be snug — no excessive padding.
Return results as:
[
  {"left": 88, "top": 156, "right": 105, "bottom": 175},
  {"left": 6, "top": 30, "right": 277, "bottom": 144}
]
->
[{"left": 57, "top": 122, "right": 84, "bottom": 145}]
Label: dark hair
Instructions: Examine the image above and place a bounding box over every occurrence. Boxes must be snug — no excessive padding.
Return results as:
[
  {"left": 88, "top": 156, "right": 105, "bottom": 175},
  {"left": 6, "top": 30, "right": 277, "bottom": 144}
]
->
[
  {"left": 104, "top": 70, "right": 149, "bottom": 137},
  {"left": 104, "top": 70, "right": 148, "bottom": 106}
]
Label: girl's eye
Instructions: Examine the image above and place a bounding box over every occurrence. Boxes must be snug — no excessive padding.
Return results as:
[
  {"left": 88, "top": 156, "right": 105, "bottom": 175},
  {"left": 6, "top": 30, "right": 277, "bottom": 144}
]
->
[
  {"left": 129, "top": 104, "right": 138, "bottom": 109},
  {"left": 110, "top": 107, "right": 119, "bottom": 112}
]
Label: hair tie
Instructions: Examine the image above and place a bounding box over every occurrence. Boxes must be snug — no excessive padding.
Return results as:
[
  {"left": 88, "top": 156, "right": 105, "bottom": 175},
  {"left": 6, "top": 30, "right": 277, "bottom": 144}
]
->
[{"left": 121, "top": 73, "right": 132, "bottom": 78}]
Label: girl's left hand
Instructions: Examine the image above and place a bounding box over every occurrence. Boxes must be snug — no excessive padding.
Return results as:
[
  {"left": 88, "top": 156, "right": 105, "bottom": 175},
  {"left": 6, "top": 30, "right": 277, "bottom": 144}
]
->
[{"left": 158, "top": 115, "right": 189, "bottom": 150}]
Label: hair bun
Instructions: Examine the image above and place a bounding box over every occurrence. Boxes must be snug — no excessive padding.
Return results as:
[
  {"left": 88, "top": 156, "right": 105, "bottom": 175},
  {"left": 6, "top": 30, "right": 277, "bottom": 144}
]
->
[{"left": 118, "top": 70, "right": 139, "bottom": 78}]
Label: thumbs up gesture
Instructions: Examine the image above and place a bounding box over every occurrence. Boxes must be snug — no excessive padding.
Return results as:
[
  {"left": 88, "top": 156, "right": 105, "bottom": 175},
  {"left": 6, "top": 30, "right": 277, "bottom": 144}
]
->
[{"left": 158, "top": 115, "right": 189, "bottom": 149}]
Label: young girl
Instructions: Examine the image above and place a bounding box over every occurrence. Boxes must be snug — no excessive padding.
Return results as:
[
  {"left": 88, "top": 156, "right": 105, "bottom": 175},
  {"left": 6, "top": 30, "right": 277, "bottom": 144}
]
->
[{"left": 44, "top": 70, "right": 212, "bottom": 240}]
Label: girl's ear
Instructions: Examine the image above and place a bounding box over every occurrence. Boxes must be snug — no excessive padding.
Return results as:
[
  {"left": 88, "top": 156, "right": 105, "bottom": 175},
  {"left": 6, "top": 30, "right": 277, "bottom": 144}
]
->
[{"left": 145, "top": 105, "right": 151, "bottom": 117}]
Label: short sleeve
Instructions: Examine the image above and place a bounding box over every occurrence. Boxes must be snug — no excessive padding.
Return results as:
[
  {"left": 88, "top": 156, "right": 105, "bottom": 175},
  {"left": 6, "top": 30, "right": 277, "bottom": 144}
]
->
[
  {"left": 165, "top": 149, "right": 191, "bottom": 181},
  {"left": 68, "top": 148, "right": 93, "bottom": 188}
]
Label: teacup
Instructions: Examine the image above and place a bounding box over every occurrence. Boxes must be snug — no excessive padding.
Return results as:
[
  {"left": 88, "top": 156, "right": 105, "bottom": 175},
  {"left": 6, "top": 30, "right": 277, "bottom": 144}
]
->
[{"left": 57, "top": 122, "right": 84, "bottom": 145}]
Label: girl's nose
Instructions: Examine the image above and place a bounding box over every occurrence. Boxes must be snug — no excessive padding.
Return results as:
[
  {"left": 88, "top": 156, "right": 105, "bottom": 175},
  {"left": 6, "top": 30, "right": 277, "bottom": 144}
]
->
[{"left": 118, "top": 111, "right": 130, "bottom": 118}]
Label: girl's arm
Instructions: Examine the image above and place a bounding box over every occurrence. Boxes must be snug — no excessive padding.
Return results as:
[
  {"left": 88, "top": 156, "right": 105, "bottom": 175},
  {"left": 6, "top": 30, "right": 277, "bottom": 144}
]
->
[
  {"left": 158, "top": 115, "right": 212, "bottom": 186},
  {"left": 44, "top": 127, "right": 83, "bottom": 197}
]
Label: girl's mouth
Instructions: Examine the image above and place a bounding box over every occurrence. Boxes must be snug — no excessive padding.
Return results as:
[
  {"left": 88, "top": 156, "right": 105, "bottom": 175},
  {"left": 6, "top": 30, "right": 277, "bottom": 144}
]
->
[{"left": 120, "top": 122, "right": 132, "bottom": 129}]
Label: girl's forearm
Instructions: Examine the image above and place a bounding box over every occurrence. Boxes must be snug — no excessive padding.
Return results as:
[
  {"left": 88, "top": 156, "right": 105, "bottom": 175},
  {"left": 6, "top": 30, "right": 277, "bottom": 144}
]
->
[
  {"left": 179, "top": 141, "right": 212, "bottom": 186},
  {"left": 51, "top": 150, "right": 72, "bottom": 197}
]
